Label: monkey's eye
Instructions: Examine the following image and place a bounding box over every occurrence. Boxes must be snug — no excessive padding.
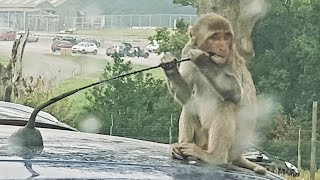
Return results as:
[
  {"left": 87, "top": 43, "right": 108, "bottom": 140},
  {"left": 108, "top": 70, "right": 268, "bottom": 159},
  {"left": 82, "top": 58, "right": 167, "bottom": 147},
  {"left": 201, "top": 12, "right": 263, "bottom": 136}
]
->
[
  {"left": 210, "top": 33, "right": 220, "bottom": 41},
  {"left": 224, "top": 32, "right": 233, "bottom": 41}
]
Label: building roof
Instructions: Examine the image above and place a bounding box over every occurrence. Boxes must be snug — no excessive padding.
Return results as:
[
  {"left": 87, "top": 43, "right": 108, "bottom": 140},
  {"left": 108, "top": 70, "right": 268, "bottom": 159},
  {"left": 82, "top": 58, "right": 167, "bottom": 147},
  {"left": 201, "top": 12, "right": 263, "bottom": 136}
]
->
[{"left": 0, "top": 0, "right": 68, "bottom": 8}]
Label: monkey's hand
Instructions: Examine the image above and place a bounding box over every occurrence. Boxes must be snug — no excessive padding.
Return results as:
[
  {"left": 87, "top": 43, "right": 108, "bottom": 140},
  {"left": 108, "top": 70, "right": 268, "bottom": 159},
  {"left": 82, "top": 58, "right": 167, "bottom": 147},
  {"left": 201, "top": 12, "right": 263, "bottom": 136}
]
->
[
  {"left": 178, "top": 143, "right": 205, "bottom": 160},
  {"left": 187, "top": 49, "right": 210, "bottom": 63},
  {"left": 160, "top": 52, "right": 178, "bottom": 74},
  {"left": 169, "top": 143, "right": 185, "bottom": 160}
]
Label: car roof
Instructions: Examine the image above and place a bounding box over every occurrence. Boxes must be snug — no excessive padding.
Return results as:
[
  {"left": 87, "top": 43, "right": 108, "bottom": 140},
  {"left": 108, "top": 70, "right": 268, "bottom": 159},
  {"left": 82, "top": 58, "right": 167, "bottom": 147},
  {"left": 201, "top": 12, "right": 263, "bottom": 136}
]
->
[
  {"left": 0, "top": 101, "right": 76, "bottom": 131},
  {"left": 0, "top": 125, "right": 284, "bottom": 179}
]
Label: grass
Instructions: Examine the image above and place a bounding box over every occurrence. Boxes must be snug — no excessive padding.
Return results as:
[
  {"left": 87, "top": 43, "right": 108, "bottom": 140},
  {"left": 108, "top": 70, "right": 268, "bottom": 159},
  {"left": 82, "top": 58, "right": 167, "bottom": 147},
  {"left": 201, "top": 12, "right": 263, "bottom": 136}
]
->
[
  {"left": 51, "top": 59, "right": 166, "bottom": 116},
  {"left": 76, "top": 28, "right": 156, "bottom": 39},
  {"left": 0, "top": 55, "right": 9, "bottom": 66},
  {"left": 283, "top": 170, "right": 320, "bottom": 180}
]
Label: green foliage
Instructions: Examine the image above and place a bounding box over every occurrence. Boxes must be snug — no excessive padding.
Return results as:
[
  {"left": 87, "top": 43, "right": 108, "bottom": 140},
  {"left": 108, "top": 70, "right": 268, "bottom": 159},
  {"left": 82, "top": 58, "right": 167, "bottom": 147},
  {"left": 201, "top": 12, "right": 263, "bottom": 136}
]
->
[
  {"left": 17, "top": 77, "right": 75, "bottom": 126},
  {"left": 173, "top": 0, "right": 197, "bottom": 7},
  {"left": 149, "top": 19, "right": 189, "bottom": 58},
  {"left": 252, "top": 0, "right": 320, "bottom": 168},
  {"left": 81, "top": 55, "right": 181, "bottom": 143}
]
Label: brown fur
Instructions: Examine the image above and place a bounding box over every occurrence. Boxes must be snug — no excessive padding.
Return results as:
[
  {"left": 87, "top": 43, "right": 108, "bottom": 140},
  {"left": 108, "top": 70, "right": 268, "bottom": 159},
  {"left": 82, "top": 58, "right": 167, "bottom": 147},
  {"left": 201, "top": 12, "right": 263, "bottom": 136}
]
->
[{"left": 161, "top": 13, "right": 266, "bottom": 175}]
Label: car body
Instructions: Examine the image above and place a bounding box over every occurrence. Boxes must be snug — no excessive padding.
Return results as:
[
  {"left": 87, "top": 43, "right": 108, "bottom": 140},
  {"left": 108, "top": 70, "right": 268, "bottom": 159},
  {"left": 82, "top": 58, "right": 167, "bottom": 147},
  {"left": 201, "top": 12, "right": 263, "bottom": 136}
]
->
[
  {"left": 51, "top": 40, "right": 73, "bottom": 52},
  {"left": 106, "top": 44, "right": 126, "bottom": 57},
  {"left": 0, "top": 101, "right": 285, "bottom": 179},
  {"left": 127, "top": 47, "right": 149, "bottom": 58},
  {"left": 106, "top": 42, "right": 132, "bottom": 57},
  {"left": 15, "top": 31, "right": 39, "bottom": 42},
  {"left": 0, "top": 101, "right": 76, "bottom": 131},
  {"left": 53, "top": 36, "right": 77, "bottom": 45},
  {"left": 59, "top": 28, "right": 75, "bottom": 34},
  {"left": 244, "top": 148, "right": 300, "bottom": 177},
  {"left": 0, "top": 28, "right": 16, "bottom": 41},
  {"left": 76, "top": 38, "right": 101, "bottom": 47},
  {"left": 0, "top": 129, "right": 284, "bottom": 179},
  {"left": 72, "top": 42, "right": 98, "bottom": 55},
  {"left": 146, "top": 40, "right": 160, "bottom": 52}
]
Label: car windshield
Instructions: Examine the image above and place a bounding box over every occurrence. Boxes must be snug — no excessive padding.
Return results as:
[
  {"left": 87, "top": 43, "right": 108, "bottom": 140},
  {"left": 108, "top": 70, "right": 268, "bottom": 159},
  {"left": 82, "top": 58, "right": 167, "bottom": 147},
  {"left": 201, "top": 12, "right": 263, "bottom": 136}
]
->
[{"left": 76, "top": 42, "right": 86, "bottom": 46}]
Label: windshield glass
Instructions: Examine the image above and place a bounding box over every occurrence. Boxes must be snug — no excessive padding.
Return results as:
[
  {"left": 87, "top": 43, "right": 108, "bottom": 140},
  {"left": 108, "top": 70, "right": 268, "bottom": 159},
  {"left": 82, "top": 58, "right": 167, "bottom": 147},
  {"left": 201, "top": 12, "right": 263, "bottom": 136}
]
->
[{"left": 76, "top": 42, "right": 86, "bottom": 46}]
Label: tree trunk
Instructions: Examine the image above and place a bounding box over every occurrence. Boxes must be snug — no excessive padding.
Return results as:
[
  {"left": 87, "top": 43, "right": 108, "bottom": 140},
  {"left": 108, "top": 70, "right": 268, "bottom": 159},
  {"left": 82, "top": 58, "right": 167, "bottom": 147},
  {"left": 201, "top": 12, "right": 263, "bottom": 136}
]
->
[
  {"left": 0, "top": 30, "right": 29, "bottom": 101},
  {"left": 196, "top": 0, "right": 267, "bottom": 60}
]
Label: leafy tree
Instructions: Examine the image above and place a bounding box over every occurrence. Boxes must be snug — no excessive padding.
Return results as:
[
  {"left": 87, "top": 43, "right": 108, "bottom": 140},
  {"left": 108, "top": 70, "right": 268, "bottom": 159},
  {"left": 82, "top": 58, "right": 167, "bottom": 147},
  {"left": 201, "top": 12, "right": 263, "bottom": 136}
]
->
[
  {"left": 148, "top": 19, "right": 189, "bottom": 58},
  {"left": 251, "top": 0, "right": 320, "bottom": 168},
  {"left": 80, "top": 55, "right": 181, "bottom": 143}
]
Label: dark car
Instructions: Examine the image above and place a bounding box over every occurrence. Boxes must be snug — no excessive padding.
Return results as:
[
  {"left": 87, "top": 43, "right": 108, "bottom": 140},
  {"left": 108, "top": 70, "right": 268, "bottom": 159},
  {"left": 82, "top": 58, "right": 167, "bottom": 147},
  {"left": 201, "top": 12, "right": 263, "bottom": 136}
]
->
[
  {"left": 51, "top": 40, "right": 73, "bottom": 52},
  {"left": 0, "top": 103, "right": 285, "bottom": 179},
  {"left": 106, "top": 42, "right": 132, "bottom": 57},
  {"left": 53, "top": 36, "right": 77, "bottom": 45},
  {"left": 76, "top": 38, "right": 101, "bottom": 47},
  {"left": 127, "top": 47, "right": 149, "bottom": 58},
  {"left": 244, "top": 148, "right": 300, "bottom": 177}
]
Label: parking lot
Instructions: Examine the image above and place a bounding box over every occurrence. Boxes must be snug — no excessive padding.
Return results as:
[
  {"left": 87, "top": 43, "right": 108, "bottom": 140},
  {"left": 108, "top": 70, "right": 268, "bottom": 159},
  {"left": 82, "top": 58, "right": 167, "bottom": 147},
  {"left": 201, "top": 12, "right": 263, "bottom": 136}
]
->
[{"left": 0, "top": 37, "right": 162, "bottom": 83}]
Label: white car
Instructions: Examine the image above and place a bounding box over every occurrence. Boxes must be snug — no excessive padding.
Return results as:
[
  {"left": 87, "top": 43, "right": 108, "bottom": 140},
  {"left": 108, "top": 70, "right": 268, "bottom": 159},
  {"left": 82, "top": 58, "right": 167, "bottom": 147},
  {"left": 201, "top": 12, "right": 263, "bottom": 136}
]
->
[
  {"left": 72, "top": 42, "right": 98, "bottom": 55},
  {"left": 15, "top": 31, "right": 39, "bottom": 42},
  {"left": 146, "top": 40, "right": 160, "bottom": 52}
]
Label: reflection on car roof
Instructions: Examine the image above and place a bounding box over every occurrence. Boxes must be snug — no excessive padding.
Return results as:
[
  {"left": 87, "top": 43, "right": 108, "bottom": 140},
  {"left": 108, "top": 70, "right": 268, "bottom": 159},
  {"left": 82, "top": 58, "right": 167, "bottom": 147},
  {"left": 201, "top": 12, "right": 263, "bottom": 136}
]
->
[{"left": 0, "top": 125, "right": 284, "bottom": 179}]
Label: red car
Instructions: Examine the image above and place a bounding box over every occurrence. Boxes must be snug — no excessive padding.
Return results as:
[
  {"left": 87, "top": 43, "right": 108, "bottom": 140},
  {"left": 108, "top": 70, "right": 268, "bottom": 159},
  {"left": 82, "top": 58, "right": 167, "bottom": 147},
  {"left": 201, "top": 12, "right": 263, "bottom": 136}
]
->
[
  {"left": 51, "top": 40, "right": 73, "bottom": 52},
  {"left": 0, "top": 28, "right": 16, "bottom": 41}
]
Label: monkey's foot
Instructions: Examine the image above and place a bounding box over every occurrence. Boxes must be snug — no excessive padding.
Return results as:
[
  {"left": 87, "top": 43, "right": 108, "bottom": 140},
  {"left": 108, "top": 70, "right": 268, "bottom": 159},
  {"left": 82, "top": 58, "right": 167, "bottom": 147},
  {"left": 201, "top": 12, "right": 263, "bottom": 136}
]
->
[{"left": 253, "top": 166, "right": 267, "bottom": 175}]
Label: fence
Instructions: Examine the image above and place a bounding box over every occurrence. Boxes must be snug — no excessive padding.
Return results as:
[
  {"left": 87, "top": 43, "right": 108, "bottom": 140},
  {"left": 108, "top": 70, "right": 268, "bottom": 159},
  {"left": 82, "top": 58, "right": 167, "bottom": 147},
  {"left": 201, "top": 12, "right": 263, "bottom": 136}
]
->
[
  {"left": 64, "top": 14, "right": 197, "bottom": 30},
  {"left": 0, "top": 13, "right": 196, "bottom": 31},
  {"left": 79, "top": 113, "right": 180, "bottom": 144}
]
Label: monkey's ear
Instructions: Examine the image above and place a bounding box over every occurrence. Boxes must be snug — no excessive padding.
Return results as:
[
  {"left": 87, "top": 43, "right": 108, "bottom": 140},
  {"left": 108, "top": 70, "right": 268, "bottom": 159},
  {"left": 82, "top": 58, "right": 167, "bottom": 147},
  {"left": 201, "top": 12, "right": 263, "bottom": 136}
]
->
[{"left": 188, "top": 26, "right": 194, "bottom": 38}]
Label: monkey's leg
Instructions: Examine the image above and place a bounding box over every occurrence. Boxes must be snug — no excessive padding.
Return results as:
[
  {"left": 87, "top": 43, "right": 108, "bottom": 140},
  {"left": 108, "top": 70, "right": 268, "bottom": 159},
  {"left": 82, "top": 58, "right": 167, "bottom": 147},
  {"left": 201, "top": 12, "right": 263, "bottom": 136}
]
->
[
  {"left": 170, "top": 108, "right": 198, "bottom": 159},
  {"left": 179, "top": 103, "right": 236, "bottom": 165},
  {"left": 204, "top": 104, "right": 236, "bottom": 164}
]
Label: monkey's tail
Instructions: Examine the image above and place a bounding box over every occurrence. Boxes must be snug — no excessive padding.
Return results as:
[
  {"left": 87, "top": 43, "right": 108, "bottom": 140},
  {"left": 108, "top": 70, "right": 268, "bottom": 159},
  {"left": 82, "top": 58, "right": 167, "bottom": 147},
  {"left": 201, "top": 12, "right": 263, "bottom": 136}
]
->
[{"left": 232, "top": 156, "right": 267, "bottom": 175}]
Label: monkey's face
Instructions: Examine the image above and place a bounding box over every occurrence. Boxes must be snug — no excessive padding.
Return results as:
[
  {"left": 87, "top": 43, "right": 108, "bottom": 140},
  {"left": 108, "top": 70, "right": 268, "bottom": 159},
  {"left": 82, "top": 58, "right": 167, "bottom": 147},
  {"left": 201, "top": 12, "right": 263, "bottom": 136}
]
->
[{"left": 198, "top": 30, "right": 233, "bottom": 65}]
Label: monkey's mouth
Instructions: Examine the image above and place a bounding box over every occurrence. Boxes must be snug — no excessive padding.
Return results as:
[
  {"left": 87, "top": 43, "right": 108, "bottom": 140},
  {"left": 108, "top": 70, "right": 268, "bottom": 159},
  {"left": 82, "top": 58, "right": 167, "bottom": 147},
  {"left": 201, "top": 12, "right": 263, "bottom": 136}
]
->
[{"left": 208, "top": 52, "right": 225, "bottom": 58}]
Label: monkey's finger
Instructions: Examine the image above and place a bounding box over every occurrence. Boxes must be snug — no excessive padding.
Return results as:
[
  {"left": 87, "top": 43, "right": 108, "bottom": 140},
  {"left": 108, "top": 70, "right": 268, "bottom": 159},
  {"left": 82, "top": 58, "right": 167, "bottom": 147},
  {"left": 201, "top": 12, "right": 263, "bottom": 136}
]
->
[{"left": 172, "top": 151, "right": 184, "bottom": 160}]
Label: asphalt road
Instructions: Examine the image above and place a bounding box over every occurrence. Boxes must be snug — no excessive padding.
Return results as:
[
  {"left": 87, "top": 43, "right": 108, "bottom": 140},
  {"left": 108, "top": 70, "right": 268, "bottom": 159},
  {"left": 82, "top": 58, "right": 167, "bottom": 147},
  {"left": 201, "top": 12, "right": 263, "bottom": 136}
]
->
[{"left": 0, "top": 39, "right": 162, "bottom": 83}]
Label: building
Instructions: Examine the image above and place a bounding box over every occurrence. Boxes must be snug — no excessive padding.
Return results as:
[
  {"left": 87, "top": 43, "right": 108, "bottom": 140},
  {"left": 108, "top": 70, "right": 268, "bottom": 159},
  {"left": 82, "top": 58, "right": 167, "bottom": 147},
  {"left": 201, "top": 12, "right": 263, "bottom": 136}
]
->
[{"left": 0, "top": 0, "right": 74, "bottom": 31}]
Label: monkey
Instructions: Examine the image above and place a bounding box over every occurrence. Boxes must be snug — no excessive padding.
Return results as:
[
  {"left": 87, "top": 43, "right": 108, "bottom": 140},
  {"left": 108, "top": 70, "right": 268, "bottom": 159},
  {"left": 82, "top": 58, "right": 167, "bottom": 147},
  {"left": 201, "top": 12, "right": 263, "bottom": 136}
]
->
[{"left": 160, "top": 13, "right": 267, "bottom": 175}]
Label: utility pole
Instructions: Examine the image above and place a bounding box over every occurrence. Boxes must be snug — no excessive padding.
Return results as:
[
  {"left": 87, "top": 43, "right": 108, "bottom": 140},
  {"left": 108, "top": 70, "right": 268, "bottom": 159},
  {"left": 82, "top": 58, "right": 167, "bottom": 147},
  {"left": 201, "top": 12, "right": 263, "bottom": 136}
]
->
[
  {"left": 310, "top": 100, "right": 317, "bottom": 180},
  {"left": 298, "top": 128, "right": 301, "bottom": 170}
]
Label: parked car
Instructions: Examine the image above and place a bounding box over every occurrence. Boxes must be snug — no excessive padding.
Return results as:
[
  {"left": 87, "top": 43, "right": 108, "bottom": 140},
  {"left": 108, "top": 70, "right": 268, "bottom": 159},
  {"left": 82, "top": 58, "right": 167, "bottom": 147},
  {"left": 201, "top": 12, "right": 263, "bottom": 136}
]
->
[
  {"left": 106, "top": 42, "right": 132, "bottom": 57},
  {"left": 0, "top": 101, "right": 76, "bottom": 131},
  {"left": 72, "top": 42, "right": 98, "bottom": 55},
  {"left": 106, "top": 44, "right": 126, "bottom": 57},
  {"left": 244, "top": 147, "right": 300, "bottom": 177},
  {"left": 0, "top": 28, "right": 16, "bottom": 41},
  {"left": 53, "top": 35, "right": 77, "bottom": 45},
  {"left": 76, "top": 38, "right": 101, "bottom": 47},
  {"left": 59, "top": 28, "right": 75, "bottom": 34},
  {"left": 15, "top": 31, "right": 39, "bottom": 42},
  {"left": 0, "top": 101, "right": 284, "bottom": 179},
  {"left": 146, "top": 40, "right": 160, "bottom": 52},
  {"left": 51, "top": 40, "right": 73, "bottom": 52},
  {"left": 127, "top": 47, "right": 149, "bottom": 58}
]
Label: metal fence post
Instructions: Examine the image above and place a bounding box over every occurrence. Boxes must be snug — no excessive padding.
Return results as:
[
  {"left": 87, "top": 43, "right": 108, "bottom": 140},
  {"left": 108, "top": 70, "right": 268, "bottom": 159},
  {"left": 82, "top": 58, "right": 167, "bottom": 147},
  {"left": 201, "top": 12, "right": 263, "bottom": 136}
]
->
[
  {"left": 169, "top": 115, "right": 173, "bottom": 144},
  {"left": 110, "top": 114, "right": 114, "bottom": 136}
]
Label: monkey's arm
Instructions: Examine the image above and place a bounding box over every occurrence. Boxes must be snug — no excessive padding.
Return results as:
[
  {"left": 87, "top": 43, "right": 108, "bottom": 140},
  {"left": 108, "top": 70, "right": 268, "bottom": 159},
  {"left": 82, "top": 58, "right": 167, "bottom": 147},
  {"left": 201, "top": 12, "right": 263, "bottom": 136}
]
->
[
  {"left": 189, "top": 49, "right": 242, "bottom": 103},
  {"left": 164, "top": 69, "right": 192, "bottom": 105}
]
